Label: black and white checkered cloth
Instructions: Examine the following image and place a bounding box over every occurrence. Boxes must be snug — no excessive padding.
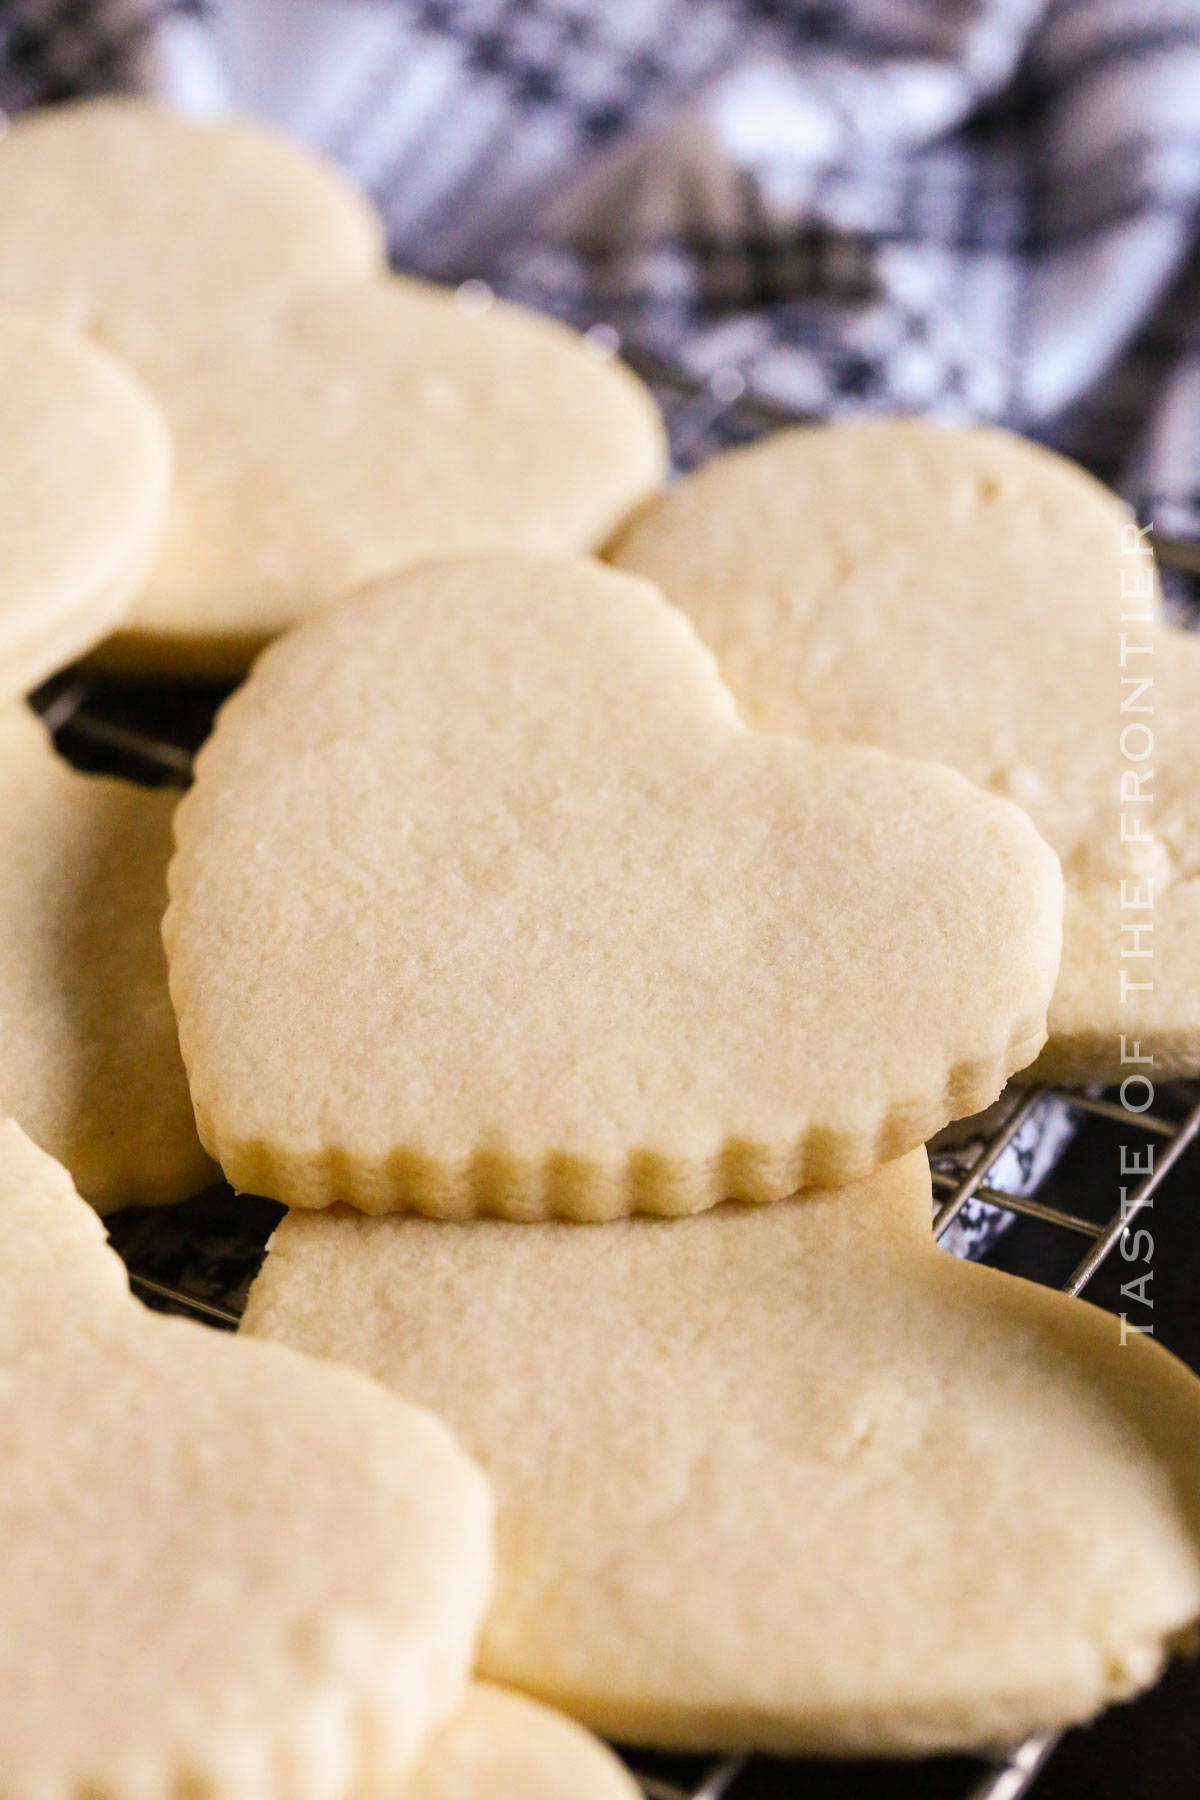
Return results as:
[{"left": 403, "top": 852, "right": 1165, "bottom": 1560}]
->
[{"left": 3, "top": 0, "right": 1200, "bottom": 534}]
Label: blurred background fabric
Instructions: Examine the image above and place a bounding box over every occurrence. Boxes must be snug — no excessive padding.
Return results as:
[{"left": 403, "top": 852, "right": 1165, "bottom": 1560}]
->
[{"left": 3, "top": 0, "right": 1200, "bottom": 536}]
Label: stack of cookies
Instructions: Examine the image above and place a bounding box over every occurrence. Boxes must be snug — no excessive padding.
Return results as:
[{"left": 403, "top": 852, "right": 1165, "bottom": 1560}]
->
[{"left": 2, "top": 97, "right": 1200, "bottom": 1799}]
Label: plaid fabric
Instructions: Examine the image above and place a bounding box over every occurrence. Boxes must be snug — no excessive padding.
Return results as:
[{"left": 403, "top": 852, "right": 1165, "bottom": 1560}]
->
[{"left": 3, "top": 0, "right": 1200, "bottom": 528}]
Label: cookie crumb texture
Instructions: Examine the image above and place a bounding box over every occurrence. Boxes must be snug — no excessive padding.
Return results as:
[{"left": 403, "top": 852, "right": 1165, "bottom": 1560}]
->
[
  {"left": 0, "top": 1120, "right": 492, "bottom": 1800},
  {"left": 242, "top": 1152, "right": 1200, "bottom": 1755},
  {"left": 167, "top": 554, "right": 1062, "bottom": 1218}
]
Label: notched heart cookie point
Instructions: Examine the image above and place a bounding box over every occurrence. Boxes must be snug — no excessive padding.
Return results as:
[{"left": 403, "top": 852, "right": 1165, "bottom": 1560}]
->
[
  {"left": 0, "top": 1119, "right": 492, "bottom": 1800},
  {"left": 166, "top": 553, "right": 1062, "bottom": 1219}
]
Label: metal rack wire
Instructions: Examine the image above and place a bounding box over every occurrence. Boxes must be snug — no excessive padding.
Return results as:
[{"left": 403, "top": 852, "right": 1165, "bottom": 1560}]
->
[{"left": 34, "top": 354, "right": 1200, "bottom": 1800}]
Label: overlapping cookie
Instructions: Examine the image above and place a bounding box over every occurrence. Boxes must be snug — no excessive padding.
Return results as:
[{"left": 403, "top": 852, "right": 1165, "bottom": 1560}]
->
[
  {"left": 0, "top": 99, "right": 666, "bottom": 674},
  {"left": 0, "top": 98, "right": 384, "bottom": 364},
  {"left": 0, "top": 705, "right": 213, "bottom": 1211},
  {"left": 242, "top": 1149, "right": 1200, "bottom": 1754},
  {"left": 0, "top": 309, "right": 169, "bottom": 701},
  {"left": 106, "top": 279, "right": 668, "bottom": 672},
  {"left": 166, "top": 553, "right": 1061, "bottom": 1218},
  {"left": 397, "top": 1684, "right": 641, "bottom": 1800},
  {"left": 611, "top": 420, "right": 1199, "bottom": 1081},
  {"left": 0, "top": 1120, "right": 492, "bottom": 1800}
]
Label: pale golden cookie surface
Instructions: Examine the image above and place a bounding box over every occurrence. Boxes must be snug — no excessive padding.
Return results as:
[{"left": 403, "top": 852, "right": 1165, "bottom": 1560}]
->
[
  {"left": 0, "top": 705, "right": 213, "bottom": 1210},
  {"left": 0, "top": 1121, "right": 492, "bottom": 1800},
  {"left": 396, "top": 1684, "right": 642, "bottom": 1800},
  {"left": 166, "top": 553, "right": 1061, "bottom": 1217},
  {"left": 0, "top": 98, "right": 384, "bottom": 365},
  {"left": 0, "top": 310, "right": 169, "bottom": 701},
  {"left": 0, "top": 100, "right": 665, "bottom": 675},
  {"left": 242, "top": 1150, "right": 1200, "bottom": 1755},
  {"left": 611, "top": 420, "right": 1199, "bottom": 1081},
  {"left": 104, "top": 279, "right": 667, "bottom": 674}
]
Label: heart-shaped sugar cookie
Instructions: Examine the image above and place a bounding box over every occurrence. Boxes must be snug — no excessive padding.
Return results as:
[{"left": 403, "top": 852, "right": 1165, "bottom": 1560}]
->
[
  {"left": 100, "top": 279, "right": 667, "bottom": 674},
  {"left": 166, "top": 553, "right": 1061, "bottom": 1217},
  {"left": 611, "top": 419, "right": 1200, "bottom": 1082},
  {"left": 0, "top": 705, "right": 214, "bottom": 1210},
  {"left": 0, "top": 101, "right": 665, "bottom": 678},
  {"left": 0, "top": 99, "right": 384, "bottom": 368},
  {"left": 242, "top": 1149, "right": 1200, "bottom": 1755},
  {"left": 0, "top": 1120, "right": 492, "bottom": 1799},
  {"left": 0, "top": 310, "right": 169, "bottom": 701},
  {"left": 396, "top": 1684, "right": 641, "bottom": 1800}
]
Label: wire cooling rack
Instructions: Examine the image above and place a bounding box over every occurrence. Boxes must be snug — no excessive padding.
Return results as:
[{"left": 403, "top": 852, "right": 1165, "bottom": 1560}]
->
[{"left": 33, "top": 348, "right": 1200, "bottom": 1800}]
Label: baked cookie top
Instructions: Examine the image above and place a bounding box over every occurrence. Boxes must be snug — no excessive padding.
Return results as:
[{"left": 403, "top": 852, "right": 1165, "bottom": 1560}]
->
[
  {"left": 0, "top": 98, "right": 384, "bottom": 365},
  {"left": 0, "top": 705, "right": 213, "bottom": 1211},
  {"left": 611, "top": 419, "right": 1200, "bottom": 1080},
  {"left": 0, "top": 101, "right": 665, "bottom": 675},
  {"left": 242, "top": 1148, "right": 1200, "bottom": 1755},
  {"left": 166, "top": 552, "right": 1061, "bottom": 1217},
  {"left": 110, "top": 279, "right": 668, "bottom": 672},
  {"left": 0, "top": 309, "right": 169, "bottom": 700},
  {"left": 0, "top": 1120, "right": 492, "bottom": 1799},
  {"left": 396, "top": 1684, "right": 642, "bottom": 1800}
]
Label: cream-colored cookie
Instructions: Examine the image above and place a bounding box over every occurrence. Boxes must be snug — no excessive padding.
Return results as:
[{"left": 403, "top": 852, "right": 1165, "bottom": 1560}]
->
[
  {"left": 0, "top": 100, "right": 663, "bottom": 675},
  {"left": 610, "top": 419, "right": 1200, "bottom": 1082},
  {"left": 242, "top": 1150, "right": 1200, "bottom": 1755},
  {"left": 98, "top": 279, "right": 667, "bottom": 674},
  {"left": 0, "top": 1120, "right": 492, "bottom": 1800},
  {"left": 166, "top": 553, "right": 1061, "bottom": 1217},
  {"left": 396, "top": 1684, "right": 641, "bottom": 1800},
  {"left": 0, "top": 704, "right": 214, "bottom": 1210},
  {"left": 0, "top": 309, "right": 169, "bottom": 700},
  {"left": 0, "top": 98, "right": 384, "bottom": 367}
]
